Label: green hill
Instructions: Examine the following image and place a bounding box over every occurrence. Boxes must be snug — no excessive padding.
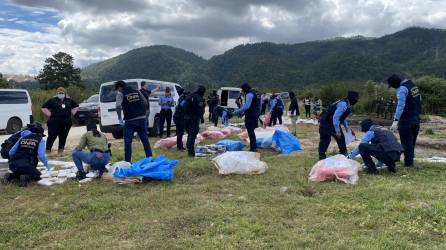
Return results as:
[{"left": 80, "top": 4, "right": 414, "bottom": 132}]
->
[{"left": 81, "top": 27, "right": 446, "bottom": 89}]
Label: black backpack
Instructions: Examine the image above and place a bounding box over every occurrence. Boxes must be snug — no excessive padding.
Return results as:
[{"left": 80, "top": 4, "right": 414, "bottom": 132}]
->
[{"left": 1, "top": 131, "right": 22, "bottom": 159}]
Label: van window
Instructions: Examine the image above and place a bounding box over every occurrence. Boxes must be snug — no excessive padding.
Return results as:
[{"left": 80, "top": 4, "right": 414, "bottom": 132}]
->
[
  {"left": 0, "top": 91, "right": 28, "bottom": 104},
  {"left": 87, "top": 95, "right": 99, "bottom": 103},
  {"left": 229, "top": 91, "right": 240, "bottom": 99},
  {"left": 100, "top": 82, "right": 138, "bottom": 103}
]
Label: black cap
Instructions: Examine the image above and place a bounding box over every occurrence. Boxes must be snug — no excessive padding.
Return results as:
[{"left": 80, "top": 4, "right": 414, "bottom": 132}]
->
[
  {"left": 241, "top": 82, "right": 251, "bottom": 93},
  {"left": 360, "top": 119, "right": 374, "bottom": 132},
  {"left": 30, "top": 122, "right": 45, "bottom": 136},
  {"left": 114, "top": 80, "right": 126, "bottom": 90},
  {"left": 196, "top": 85, "right": 206, "bottom": 96},
  {"left": 87, "top": 122, "right": 97, "bottom": 131},
  {"left": 177, "top": 87, "right": 184, "bottom": 95},
  {"left": 387, "top": 74, "right": 402, "bottom": 88}
]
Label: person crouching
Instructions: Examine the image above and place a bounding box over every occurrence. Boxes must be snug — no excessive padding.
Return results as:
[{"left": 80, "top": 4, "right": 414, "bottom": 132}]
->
[
  {"left": 72, "top": 122, "right": 111, "bottom": 180},
  {"left": 348, "top": 119, "right": 403, "bottom": 174},
  {"left": 213, "top": 106, "right": 231, "bottom": 127},
  {"left": 5, "top": 123, "right": 52, "bottom": 187}
]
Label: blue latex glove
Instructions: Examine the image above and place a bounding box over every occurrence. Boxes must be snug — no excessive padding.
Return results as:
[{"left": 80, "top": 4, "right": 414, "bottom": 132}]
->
[
  {"left": 46, "top": 164, "right": 52, "bottom": 171},
  {"left": 119, "top": 120, "right": 125, "bottom": 126}
]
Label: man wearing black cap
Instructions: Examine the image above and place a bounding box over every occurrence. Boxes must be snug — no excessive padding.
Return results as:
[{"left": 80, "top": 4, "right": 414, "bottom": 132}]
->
[
  {"left": 387, "top": 74, "right": 422, "bottom": 168},
  {"left": 115, "top": 80, "right": 152, "bottom": 162},
  {"left": 348, "top": 119, "right": 403, "bottom": 174},
  {"left": 184, "top": 85, "right": 206, "bottom": 156},
  {"left": 233, "top": 82, "right": 261, "bottom": 152},
  {"left": 318, "top": 91, "right": 359, "bottom": 160},
  {"left": 5, "top": 122, "right": 52, "bottom": 186}
]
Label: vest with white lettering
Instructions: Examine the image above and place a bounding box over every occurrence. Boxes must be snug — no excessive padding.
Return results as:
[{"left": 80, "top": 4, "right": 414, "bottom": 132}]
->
[
  {"left": 121, "top": 87, "right": 146, "bottom": 120},
  {"left": 10, "top": 133, "right": 42, "bottom": 167}
]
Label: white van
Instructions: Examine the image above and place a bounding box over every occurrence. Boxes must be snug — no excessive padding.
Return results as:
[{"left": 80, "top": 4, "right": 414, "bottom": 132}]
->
[
  {"left": 99, "top": 79, "right": 182, "bottom": 138},
  {"left": 0, "top": 89, "right": 33, "bottom": 134},
  {"left": 217, "top": 87, "right": 242, "bottom": 110}
]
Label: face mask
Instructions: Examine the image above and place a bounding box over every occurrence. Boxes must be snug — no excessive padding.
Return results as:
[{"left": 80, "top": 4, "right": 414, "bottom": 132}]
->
[{"left": 57, "top": 93, "right": 65, "bottom": 100}]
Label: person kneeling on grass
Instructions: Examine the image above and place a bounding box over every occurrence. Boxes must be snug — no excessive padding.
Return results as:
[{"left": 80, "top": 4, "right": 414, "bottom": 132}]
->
[
  {"left": 5, "top": 123, "right": 52, "bottom": 187},
  {"left": 72, "top": 122, "right": 111, "bottom": 180},
  {"left": 348, "top": 119, "right": 403, "bottom": 174}
]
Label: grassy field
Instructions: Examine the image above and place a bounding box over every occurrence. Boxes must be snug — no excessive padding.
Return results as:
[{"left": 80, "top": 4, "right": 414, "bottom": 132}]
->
[{"left": 1, "top": 125, "right": 446, "bottom": 249}]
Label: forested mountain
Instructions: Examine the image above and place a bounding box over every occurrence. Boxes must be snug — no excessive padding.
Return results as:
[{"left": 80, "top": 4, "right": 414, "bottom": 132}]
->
[{"left": 81, "top": 27, "right": 446, "bottom": 89}]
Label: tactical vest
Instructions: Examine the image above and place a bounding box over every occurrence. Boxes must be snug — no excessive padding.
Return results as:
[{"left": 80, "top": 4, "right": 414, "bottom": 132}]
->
[
  {"left": 400, "top": 80, "right": 421, "bottom": 122},
  {"left": 371, "top": 126, "right": 404, "bottom": 152},
  {"left": 121, "top": 87, "right": 146, "bottom": 120},
  {"left": 320, "top": 99, "right": 351, "bottom": 127},
  {"left": 173, "top": 94, "right": 186, "bottom": 119},
  {"left": 245, "top": 90, "right": 260, "bottom": 119},
  {"left": 10, "top": 133, "right": 42, "bottom": 167},
  {"left": 314, "top": 100, "right": 321, "bottom": 109}
]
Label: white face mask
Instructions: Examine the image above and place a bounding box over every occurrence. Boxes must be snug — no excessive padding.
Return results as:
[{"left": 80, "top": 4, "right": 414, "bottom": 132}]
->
[{"left": 57, "top": 93, "right": 65, "bottom": 100}]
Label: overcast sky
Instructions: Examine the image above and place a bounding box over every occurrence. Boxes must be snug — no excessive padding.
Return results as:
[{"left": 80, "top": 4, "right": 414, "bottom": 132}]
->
[{"left": 0, "top": 0, "right": 445, "bottom": 75}]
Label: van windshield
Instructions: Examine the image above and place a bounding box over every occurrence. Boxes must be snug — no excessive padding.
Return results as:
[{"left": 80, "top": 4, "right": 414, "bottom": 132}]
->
[{"left": 100, "top": 82, "right": 138, "bottom": 103}]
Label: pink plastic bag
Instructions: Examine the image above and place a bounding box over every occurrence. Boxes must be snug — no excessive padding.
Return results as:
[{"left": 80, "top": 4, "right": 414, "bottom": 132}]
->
[
  {"left": 309, "top": 155, "right": 360, "bottom": 184},
  {"left": 202, "top": 130, "right": 228, "bottom": 140},
  {"left": 155, "top": 134, "right": 204, "bottom": 149},
  {"left": 263, "top": 113, "right": 271, "bottom": 127}
]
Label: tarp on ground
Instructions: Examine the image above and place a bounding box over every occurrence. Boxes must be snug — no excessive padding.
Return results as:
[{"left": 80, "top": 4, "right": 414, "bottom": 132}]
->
[{"left": 113, "top": 155, "right": 179, "bottom": 181}]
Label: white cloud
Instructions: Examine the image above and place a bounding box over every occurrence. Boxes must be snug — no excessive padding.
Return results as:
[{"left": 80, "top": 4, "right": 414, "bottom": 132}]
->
[{"left": 1, "top": 0, "right": 446, "bottom": 75}]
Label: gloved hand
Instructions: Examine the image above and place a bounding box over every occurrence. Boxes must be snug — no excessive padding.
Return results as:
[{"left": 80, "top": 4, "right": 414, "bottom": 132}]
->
[
  {"left": 390, "top": 120, "right": 398, "bottom": 132},
  {"left": 46, "top": 164, "right": 52, "bottom": 171},
  {"left": 347, "top": 153, "right": 352, "bottom": 159},
  {"left": 119, "top": 119, "right": 125, "bottom": 126}
]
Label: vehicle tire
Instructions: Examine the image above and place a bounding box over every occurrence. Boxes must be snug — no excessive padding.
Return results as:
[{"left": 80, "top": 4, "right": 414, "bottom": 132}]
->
[
  {"left": 6, "top": 117, "right": 22, "bottom": 134},
  {"left": 112, "top": 130, "right": 123, "bottom": 139},
  {"left": 149, "top": 116, "right": 160, "bottom": 137}
]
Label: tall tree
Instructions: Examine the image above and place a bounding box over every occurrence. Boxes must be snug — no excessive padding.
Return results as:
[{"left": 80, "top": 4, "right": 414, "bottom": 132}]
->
[
  {"left": 36, "top": 52, "right": 81, "bottom": 89},
  {"left": 0, "top": 72, "right": 8, "bottom": 88}
]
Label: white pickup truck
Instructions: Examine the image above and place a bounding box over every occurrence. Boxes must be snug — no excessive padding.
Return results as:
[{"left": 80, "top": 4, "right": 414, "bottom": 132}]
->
[{"left": 98, "top": 79, "right": 182, "bottom": 138}]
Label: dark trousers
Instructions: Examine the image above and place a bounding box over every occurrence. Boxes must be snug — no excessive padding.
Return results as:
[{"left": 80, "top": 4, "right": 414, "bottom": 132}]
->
[
  {"left": 124, "top": 118, "right": 152, "bottom": 163},
  {"left": 272, "top": 109, "right": 283, "bottom": 125},
  {"left": 159, "top": 109, "right": 172, "bottom": 137},
  {"left": 46, "top": 118, "right": 71, "bottom": 151},
  {"left": 359, "top": 143, "right": 400, "bottom": 172},
  {"left": 174, "top": 117, "right": 185, "bottom": 150},
  {"left": 209, "top": 105, "right": 215, "bottom": 122},
  {"left": 185, "top": 118, "right": 200, "bottom": 156},
  {"left": 9, "top": 160, "right": 41, "bottom": 180},
  {"left": 318, "top": 124, "right": 347, "bottom": 160},
  {"left": 305, "top": 105, "right": 311, "bottom": 118},
  {"left": 245, "top": 117, "right": 258, "bottom": 152},
  {"left": 399, "top": 120, "right": 420, "bottom": 166}
]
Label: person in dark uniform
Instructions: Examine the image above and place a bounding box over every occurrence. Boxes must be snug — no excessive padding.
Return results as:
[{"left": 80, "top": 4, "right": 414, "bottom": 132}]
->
[
  {"left": 159, "top": 87, "right": 174, "bottom": 138},
  {"left": 375, "top": 96, "right": 384, "bottom": 118},
  {"left": 173, "top": 88, "right": 187, "bottom": 151},
  {"left": 384, "top": 96, "right": 395, "bottom": 119},
  {"left": 387, "top": 74, "right": 422, "bottom": 167},
  {"left": 318, "top": 91, "right": 359, "bottom": 160},
  {"left": 115, "top": 80, "right": 152, "bottom": 163},
  {"left": 313, "top": 97, "right": 322, "bottom": 117},
  {"left": 213, "top": 105, "right": 231, "bottom": 127},
  {"left": 184, "top": 86, "right": 206, "bottom": 157},
  {"left": 139, "top": 81, "right": 159, "bottom": 129},
  {"left": 348, "top": 119, "right": 403, "bottom": 174},
  {"left": 5, "top": 123, "right": 51, "bottom": 186},
  {"left": 41, "top": 87, "right": 79, "bottom": 153},
  {"left": 207, "top": 90, "right": 219, "bottom": 122},
  {"left": 288, "top": 91, "right": 300, "bottom": 136},
  {"left": 233, "top": 82, "right": 261, "bottom": 152},
  {"left": 304, "top": 96, "right": 311, "bottom": 118}
]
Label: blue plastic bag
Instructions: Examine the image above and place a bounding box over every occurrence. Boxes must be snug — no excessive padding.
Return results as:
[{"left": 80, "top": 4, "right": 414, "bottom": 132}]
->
[
  {"left": 271, "top": 130, "right": 302, "bottom": 154},
  {"left": 256, "top": 137, "right": 273, "bottom": 148},
  {"left": 113, "top": 155, "right": 179, "bottom": 181},
  {"left": 216, "top": 139, "right": 245, "bottom": 151}
]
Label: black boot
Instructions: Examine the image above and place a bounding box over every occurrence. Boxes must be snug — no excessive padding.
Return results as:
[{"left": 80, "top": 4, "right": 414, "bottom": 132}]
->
[
  {"left": 2, "top": 173, "right": 18, "bottom": 184},
  {"left": 76, "top": 171, "right": 87, "bottom": 180},
  {"left": 365, "top": 168, "right": 378, "bottom": 175},
  {"left": 19, "top": 174, "right": 31, "bottom": 187}
]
